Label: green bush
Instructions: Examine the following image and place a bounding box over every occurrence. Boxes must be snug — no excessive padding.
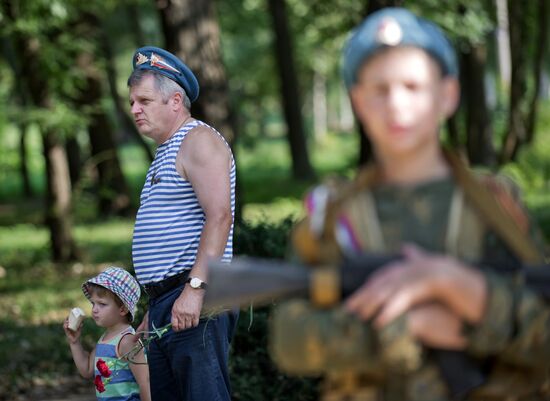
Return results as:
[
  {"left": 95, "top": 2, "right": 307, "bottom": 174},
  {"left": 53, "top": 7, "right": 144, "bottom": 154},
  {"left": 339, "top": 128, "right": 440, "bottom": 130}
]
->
[{"left": 231, "top": 219, "right": 319, "bottom": 401}]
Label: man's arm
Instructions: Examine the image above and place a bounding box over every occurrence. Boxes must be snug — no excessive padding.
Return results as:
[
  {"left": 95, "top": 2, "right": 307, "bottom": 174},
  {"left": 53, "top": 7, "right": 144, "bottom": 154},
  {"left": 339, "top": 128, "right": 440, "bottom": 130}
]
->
[{"left": 172, "top": 125, "right": 233, "bottom": 331}]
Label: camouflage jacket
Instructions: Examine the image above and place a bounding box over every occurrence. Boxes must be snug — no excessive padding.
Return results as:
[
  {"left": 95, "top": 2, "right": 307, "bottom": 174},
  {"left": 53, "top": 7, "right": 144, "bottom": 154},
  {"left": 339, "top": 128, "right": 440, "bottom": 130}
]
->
[{"left": 273, "top": 153, "right": 550, "bottom": 401}]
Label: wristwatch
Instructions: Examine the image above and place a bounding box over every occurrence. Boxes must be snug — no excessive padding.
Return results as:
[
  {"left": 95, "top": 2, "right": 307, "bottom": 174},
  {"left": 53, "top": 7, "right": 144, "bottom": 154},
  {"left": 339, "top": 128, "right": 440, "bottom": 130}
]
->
[{"left": 186, "top": 276, "right": 208, "bottom": 290}]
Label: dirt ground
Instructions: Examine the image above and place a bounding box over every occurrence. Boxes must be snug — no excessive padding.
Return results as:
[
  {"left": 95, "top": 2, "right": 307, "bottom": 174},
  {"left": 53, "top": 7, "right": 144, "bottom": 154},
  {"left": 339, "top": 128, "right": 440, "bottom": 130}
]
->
[
  {"left": 41, "top": 395, "right": 95, "bottom": 401},
  {"left": 3, "top": 375, "right": 95, "bottom": 401}
]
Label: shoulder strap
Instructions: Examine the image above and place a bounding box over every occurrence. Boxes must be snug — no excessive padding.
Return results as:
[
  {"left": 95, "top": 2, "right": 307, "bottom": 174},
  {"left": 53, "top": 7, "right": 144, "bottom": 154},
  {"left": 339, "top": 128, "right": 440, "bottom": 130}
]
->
[
  {"left": 114, "top": 326, "right": 136, "bottom": 358},
  {"left": 444, "top": 150, "right": 543, "bottom": 264}
]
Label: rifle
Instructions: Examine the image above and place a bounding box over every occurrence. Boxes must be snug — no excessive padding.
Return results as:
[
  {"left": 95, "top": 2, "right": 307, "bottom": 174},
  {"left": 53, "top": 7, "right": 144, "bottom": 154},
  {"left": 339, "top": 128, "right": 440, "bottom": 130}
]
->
[{"left": 205, "top": 254, "right": 550, "bottom": 399}]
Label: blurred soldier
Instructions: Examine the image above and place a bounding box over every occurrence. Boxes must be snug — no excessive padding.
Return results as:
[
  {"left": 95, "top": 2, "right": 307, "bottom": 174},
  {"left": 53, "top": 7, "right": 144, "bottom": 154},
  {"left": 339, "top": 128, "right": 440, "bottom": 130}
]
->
[
  {"left": 277, "top": 8, "right": 550, "bottom": 401},
  {"left": 128, "top": 46, "right": 237, "bottom": 401}
]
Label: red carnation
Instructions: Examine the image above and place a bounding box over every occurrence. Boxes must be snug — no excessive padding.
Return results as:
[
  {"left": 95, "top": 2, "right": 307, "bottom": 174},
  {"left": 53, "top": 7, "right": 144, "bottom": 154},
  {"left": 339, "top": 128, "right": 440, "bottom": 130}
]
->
[
  {"left": 96, "top": 359, "right": 112, "bottom": 378},
  {"left": 94, "top": 375, "right": 105, "bottom": 393}
]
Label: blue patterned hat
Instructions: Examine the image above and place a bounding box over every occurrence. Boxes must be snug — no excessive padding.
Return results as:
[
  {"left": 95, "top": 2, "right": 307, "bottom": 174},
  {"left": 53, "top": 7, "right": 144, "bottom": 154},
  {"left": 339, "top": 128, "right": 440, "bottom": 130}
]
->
[
  {"left": 82, "top": 267, "right": 141, "bottom": 322},
  {"left": 342, "top": 7, "right": 458, "bottom": 88},
  {"left": 131, "top": 46, "right": 200, "bottom": 102}
]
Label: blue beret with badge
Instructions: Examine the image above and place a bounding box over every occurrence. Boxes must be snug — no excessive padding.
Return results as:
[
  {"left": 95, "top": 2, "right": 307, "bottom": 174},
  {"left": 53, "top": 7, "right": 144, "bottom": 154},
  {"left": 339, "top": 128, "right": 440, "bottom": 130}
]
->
[
  {"left": 131, "top": 46, "right": 200, "bottom": 103},
  {"left": 342, "top": 7, "right": 458, "bottom": 88}
]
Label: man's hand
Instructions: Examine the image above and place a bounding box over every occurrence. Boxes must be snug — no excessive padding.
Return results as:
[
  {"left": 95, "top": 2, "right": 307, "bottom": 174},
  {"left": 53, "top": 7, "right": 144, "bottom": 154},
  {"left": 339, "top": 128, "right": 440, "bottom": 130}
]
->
[
  {"left": 134, "top": 311, "right": 149, "bottom": 341},
  {"left": 345, "top": 244, "right": 487, "bottom": 327},
  {"left": 171, "top": 286, "right": 205, "bottom": 331}
]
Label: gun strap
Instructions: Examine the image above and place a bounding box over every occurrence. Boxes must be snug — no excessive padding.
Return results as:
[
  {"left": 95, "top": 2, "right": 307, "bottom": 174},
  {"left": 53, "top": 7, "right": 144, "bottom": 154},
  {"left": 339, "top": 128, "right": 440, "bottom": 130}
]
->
[{"left": 443, "top": 150, "right": 543, "bottom": 264}]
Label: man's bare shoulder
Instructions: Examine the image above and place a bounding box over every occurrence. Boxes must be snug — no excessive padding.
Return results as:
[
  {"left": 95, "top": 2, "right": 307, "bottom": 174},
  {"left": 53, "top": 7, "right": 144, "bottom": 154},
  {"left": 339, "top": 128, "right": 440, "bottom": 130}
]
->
[
  {"left": 179, "top": 125, "right": 231, "bottom": 160},
  {"left": 176, "top": 124, "right": 232, "bottom": 179}
]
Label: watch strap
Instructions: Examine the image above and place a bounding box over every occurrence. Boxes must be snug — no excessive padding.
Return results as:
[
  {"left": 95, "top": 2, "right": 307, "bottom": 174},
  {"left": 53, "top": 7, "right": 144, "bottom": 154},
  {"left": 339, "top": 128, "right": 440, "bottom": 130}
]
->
[{"left": 186, "top": 276, "right": 208, "bottom": 289}]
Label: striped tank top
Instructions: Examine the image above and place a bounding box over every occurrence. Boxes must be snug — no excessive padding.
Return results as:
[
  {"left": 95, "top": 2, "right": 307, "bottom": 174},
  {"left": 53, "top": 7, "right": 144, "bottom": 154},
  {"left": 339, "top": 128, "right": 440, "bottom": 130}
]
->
[
  {"left": 132, "top": 120, "right": 235, "bottom": 284},
  {"left": 94, "top": 327, "right": 140, "bottom": 400}
]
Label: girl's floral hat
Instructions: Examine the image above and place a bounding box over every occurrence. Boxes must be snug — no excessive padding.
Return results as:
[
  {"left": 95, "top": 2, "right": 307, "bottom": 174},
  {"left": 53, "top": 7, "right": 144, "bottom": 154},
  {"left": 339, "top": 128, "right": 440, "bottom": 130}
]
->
[{"left": 82, "top": 267, "right": 140, "bottom": 322}]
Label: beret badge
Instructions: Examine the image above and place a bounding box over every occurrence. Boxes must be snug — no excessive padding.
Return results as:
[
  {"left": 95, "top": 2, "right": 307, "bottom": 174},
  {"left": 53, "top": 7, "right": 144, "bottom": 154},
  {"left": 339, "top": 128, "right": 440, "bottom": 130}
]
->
[
  {"left": 135, "top": 52, "right": 149, "bottom": 66},
  {"left": 150, "top": 53, "right": 180, "bottom": 74},
  {"left": 376, "top": 17, "right": 403, "bottom": 46}
]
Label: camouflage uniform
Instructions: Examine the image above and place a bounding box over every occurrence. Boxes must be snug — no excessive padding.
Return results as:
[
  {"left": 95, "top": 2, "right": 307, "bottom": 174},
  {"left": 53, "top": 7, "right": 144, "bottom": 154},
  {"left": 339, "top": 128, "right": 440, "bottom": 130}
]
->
[{"left": 271, "top": 153, "right": 550, "bottom": 401}]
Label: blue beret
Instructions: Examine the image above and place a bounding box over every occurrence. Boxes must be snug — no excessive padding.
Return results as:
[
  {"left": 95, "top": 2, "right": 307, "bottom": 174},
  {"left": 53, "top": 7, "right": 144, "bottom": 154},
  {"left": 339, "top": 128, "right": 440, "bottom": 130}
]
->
[
  {"left": 131, "top": 46, "right": 200, "bottom": 103},
  {"left": 342, "top": 8, "right": 458, "bottom": 88}
]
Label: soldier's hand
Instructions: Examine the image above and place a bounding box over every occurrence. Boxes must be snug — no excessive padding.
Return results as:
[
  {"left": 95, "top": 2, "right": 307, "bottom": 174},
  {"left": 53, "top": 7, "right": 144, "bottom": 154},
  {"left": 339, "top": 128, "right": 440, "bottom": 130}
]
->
[
  {"left": 408, "top": 304, "right": 467, "bottom": 349},
  {"left": 345, "top": 244, "right": 487, "bottom": 327}
]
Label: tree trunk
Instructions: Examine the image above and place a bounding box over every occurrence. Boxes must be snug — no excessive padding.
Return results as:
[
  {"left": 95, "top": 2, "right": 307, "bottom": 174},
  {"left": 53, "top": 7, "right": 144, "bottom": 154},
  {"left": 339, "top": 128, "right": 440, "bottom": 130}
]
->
[
  {"left": 99, "top": 24, "right": 154, "bottom": 162},
  {"left": 65, "top": 136, "right": 82, "bottom": 188},
  {"left": 500, "top": 0, "right": 530, "bottom": 163},
  {"left": 495, "top": 0, "right": 511, "bottom": 88},
  {"left": 5, "top": 1, "right": 78, "bottom": 261},
  {"left": 70, "top": 12, "right": 132, "bottom": 217},
  {"left": 313, "top": 70, "right": 327, "bottom": 141},
  {"left": 76, "top": 53, "right": 132, "bottom": 217},
  {"left": 126, "top": 3, "right": 146, "bottom": 47},
  {"left": 42, "top": 132, "right": 78, "bottom": 261},
  {"left": 18, "top": 122, "right": 33, "bottom": 197},
  {"left": 338, "top": 88, "right": 354, "bottom": 132},
  {"left": 525, "top": 0, "right": 548, "bottom": 144},
  {"left": 460, "top": 45, "right": 496, "bottom": 166},
  {"left": 156, "top": 0, "right": 236, "bottom": 145},
  {"left": 2, "top": 35, "right": 33, "bottom": 197},
  {"left": 446, "top": 115, "right": 461, "bottom": 150},
  {"left": 267, "top": 0, "right": 315, "bottom": 180}
]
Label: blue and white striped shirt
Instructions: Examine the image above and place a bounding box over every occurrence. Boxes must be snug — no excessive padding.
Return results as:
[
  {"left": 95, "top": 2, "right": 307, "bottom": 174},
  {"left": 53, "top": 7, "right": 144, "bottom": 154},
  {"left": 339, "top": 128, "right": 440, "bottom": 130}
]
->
[{"left": 132, "top": 120, "right": 235, "bottom": 285}]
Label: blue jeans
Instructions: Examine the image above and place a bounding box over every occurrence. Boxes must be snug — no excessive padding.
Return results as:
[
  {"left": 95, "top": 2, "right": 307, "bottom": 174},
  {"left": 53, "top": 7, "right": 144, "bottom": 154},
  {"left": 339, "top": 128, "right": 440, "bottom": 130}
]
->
[{"left": 147, "top": 284, "right": 238, "bottom": 401}]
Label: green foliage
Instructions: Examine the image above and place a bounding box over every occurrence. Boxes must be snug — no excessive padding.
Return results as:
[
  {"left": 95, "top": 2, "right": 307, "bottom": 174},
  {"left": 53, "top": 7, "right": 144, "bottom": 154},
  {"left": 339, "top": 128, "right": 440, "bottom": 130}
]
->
[
  {"left": 234, "top": 218, "right": 294, "bottom": 258},
  {"left": 231, "top": 307, "right": 319, "bottom": 401},
  {"left": 500, "top": 101, "right": 550, "bottom": 239},
  {"left": 407, "top": 0, "right": 494, "bottom": 49},
  {"left": 231, "top": 219, "right": 319, "bottom": 401}
]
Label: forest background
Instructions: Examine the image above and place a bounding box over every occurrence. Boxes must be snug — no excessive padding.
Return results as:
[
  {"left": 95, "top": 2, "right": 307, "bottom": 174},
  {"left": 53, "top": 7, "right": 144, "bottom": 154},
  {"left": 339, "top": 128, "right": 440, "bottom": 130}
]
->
[{"left": 1, "top": 0, "right": 550, "bottom": 400}]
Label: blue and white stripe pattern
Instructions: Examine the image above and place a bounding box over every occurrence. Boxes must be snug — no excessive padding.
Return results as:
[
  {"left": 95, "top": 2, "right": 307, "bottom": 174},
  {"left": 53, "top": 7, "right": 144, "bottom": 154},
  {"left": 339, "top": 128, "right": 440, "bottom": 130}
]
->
[
  {"left": 132, "top": 120, "right": 235, "bottom": 285},
  {"left": 95, "top": 327, "right": 140, "bottom": 400}
]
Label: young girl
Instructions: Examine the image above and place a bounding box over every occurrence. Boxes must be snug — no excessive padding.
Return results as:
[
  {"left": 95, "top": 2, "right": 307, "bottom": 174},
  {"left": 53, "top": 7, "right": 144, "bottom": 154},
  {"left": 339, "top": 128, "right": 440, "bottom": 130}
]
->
[{"left": 63, "top": 267, "right": 151, "bottom": 401}]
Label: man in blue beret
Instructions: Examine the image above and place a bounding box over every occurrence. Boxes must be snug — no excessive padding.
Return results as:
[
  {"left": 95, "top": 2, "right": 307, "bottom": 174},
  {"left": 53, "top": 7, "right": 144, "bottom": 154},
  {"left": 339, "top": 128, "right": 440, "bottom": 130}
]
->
[
  {"left": 128, "top": 46, "right": 237, "bottom": 401},
  {"left": 278, "top": 7, "right": 550, "bottom": 400}
]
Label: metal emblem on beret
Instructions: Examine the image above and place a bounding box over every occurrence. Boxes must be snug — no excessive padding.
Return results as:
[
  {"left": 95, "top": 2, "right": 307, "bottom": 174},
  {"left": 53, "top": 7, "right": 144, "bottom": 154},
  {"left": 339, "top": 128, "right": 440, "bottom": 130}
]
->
[
  {"left": 376, "top": 17, "right": 403, "bottom": 46},
  {"left": 135, "top": 52, "right": 149, "bottom": 66},
  {"left": 150, "top": 53, "right": 180, "bottom": 74}
]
